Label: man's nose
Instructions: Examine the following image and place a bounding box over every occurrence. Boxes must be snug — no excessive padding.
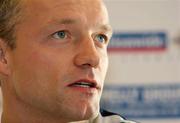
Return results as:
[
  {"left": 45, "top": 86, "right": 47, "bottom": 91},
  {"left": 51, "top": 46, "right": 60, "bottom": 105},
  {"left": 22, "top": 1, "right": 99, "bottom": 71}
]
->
[{"left": 74, "top": 37, "right": 100, "bottom": 69}]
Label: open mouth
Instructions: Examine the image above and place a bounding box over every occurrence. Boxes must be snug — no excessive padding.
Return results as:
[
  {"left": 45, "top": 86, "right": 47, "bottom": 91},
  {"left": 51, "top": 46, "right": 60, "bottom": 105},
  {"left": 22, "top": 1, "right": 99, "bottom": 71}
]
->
[{"left": 68, "top": 81, "right": 97, "bottom": 88}]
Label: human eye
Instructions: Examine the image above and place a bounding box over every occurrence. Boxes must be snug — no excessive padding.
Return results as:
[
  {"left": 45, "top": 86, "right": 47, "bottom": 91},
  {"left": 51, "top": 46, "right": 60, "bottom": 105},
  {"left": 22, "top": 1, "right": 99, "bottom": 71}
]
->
[
  {"left": 52, "top": 30, "right": 68, "bottom": 40},
  {"left": 95, "top": 34, "right": 108, "bottom": 44}
]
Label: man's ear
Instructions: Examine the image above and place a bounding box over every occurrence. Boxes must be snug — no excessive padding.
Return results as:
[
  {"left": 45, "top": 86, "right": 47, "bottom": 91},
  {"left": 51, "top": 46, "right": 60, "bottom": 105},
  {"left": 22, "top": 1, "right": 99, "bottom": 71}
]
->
[{"left": 0, "top": 38, "right": 10, "bottom": 76}]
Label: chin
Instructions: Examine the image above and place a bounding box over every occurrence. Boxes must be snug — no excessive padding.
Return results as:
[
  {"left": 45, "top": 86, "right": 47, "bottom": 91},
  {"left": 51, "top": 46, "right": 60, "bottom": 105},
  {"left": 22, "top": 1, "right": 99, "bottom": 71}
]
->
[{"left": 69, "top": 104, "right": 99, "bottom": 122}]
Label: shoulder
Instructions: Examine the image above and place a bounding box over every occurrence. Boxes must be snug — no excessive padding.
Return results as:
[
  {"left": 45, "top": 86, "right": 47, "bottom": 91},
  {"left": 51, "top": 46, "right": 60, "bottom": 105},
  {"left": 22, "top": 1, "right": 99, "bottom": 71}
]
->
[{"left": 98, "top": 109, "right": 138, "bottom": 123}]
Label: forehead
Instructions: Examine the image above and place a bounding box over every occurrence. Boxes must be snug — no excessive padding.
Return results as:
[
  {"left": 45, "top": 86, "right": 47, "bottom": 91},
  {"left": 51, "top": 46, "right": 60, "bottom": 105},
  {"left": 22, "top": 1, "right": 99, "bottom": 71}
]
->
[
  {"left": 20, "top": 0, "right": 109, "bottom": 28},
  {"left": 22, "top": 0, "right": 107, "bottom": 16}
]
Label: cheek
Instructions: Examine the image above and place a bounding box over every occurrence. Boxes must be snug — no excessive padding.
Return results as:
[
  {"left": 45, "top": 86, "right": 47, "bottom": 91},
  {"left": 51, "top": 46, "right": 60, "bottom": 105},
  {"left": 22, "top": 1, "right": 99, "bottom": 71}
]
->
[
  {"left": 13, "top": 50, "right": 56, "bottom": 79},
  {"left": 10, "top": 49, "right": 63, "bottom": 100}
]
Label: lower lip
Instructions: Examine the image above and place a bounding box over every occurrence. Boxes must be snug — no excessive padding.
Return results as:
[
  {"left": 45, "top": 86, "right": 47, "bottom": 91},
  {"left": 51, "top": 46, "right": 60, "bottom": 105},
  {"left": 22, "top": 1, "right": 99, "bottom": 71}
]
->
[{"left": 68, "top": 86, "right": 97, "bottom": 93}]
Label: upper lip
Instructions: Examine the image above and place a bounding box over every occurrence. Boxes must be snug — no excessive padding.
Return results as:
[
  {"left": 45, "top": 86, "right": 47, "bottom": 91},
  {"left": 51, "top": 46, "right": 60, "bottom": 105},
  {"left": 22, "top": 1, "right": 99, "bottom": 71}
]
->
[{"left": 67, "top": 79, "right": 100, "bottom": 89}]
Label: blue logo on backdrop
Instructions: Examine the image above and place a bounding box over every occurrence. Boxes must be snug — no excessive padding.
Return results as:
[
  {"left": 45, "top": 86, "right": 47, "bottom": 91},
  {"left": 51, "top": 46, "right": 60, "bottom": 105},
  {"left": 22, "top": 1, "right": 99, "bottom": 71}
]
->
[
  {"left": 101, "top": 84, "right": 180, "bottom": 119},
  {"left": 108, "top": 31, "right": 168, "bottom": 52}
]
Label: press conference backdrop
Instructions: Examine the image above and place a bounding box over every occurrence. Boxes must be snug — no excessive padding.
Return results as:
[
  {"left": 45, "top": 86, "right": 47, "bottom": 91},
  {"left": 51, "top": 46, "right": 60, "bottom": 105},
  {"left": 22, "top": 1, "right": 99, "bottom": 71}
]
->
[
  {"left": 101, "top": 0, "right": 180, "bottom": 123},
  {"left": 0, "top": 0, "right": 180, "bottom": 123}
]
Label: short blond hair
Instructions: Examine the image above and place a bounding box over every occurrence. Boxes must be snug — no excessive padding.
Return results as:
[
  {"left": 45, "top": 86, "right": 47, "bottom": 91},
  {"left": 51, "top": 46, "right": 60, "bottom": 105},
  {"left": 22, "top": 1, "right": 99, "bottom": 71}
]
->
[{"left": 0, "top": 0, "right": 21, "bottom": 49}]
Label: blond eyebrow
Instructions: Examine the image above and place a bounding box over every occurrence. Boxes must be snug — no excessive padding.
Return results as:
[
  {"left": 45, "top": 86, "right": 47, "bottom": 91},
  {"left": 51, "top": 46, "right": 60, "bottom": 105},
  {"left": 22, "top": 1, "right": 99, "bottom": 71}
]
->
[
  {"left": 49, "top": 18, "right": 112, "bottom": 32},
  {"left": 100, "top": 24, "right": 113, "bottom": 33},
  {"left": 46, "top": 18, "right": 78, "bottom": 26},
  {"left": 98, "top": 24, "right": 113, "bottom": 37},
  {"left": 58, "top": 18, "right": 78, "bottom": 25},
  {"left": 46, "top": 19, "right": 113, "bottom": 35}
]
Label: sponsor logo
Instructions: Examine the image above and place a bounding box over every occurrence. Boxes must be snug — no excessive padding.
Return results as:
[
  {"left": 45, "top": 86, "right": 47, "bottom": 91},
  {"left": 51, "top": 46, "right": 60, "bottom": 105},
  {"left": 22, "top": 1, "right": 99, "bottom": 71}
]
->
[{"left": 108, "top": 32, "right": 168, "bottom": 52}]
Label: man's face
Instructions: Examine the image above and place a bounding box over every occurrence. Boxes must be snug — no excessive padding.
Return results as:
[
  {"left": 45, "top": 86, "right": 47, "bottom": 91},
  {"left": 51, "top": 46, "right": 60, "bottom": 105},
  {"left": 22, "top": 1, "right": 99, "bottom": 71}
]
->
[{"left": 7, "top": 0, "right": 112, "bottom": 122}]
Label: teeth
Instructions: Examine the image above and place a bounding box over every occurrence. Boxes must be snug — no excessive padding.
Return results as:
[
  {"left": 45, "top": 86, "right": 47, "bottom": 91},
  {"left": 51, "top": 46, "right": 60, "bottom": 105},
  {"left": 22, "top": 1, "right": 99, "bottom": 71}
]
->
[
  {"left": 78, "top": 82, "right": 91, "bottom": 85},
  {"left": 72, "top": 82, "right": 94, "bottom": 88},
  {"left": 73, "top": 84, "right": 90, "bottom": 88}
]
